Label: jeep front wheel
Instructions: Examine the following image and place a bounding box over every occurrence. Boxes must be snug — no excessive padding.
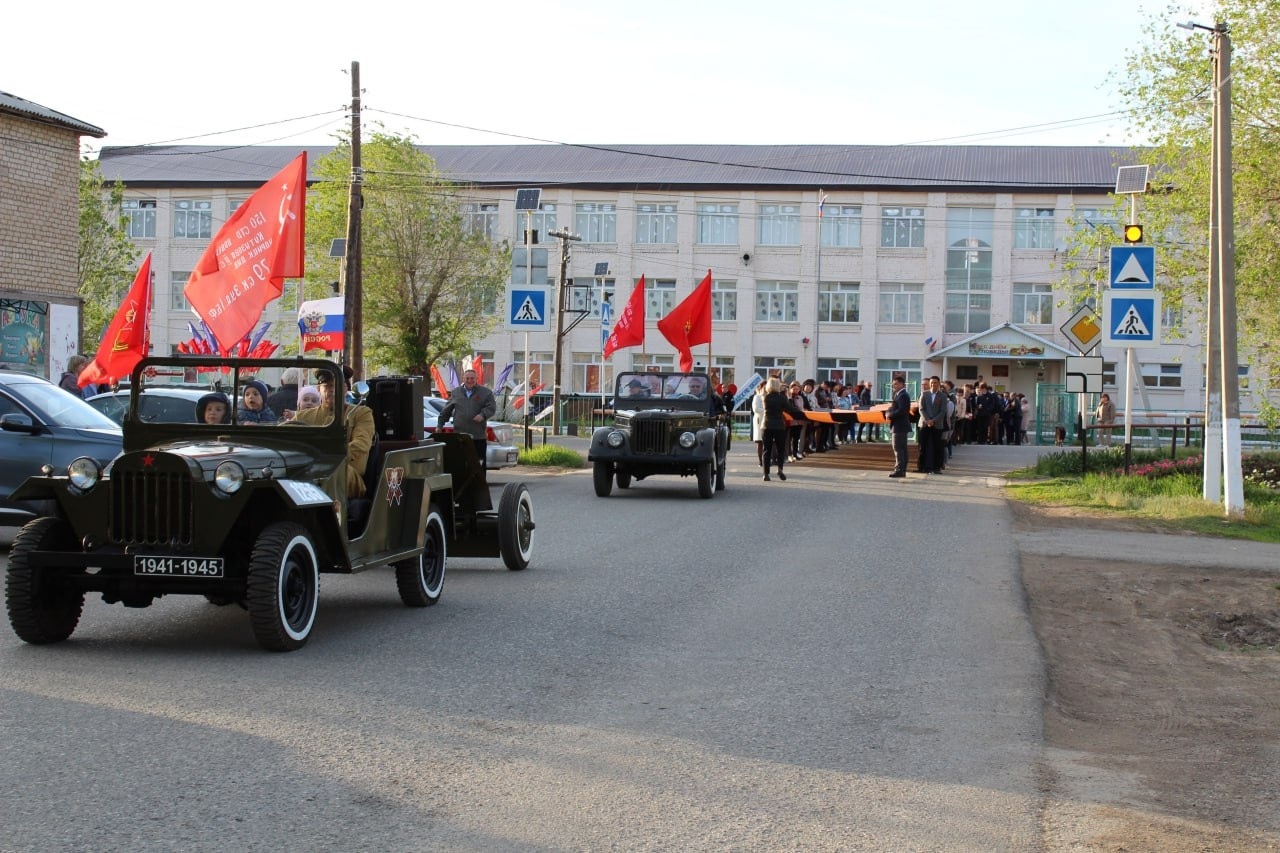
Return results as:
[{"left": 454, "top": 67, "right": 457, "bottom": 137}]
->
[
  {"left": 593, "top": 461, "right": 614, "bottom": 497},
  {"left": 5, "top": 517, "right": 84, "bottom": 645},
  {"left": 395, "top": 506, "right": 447, "bottom": 604},
  {"left": 246, "top": 522, "right": 319, "bottom": 652},
  {"left": 616, "top": 470, "right": 632, "bottom": 489},
  {"left": 697, "top": 460, "right": 715, "bottom": 499}
]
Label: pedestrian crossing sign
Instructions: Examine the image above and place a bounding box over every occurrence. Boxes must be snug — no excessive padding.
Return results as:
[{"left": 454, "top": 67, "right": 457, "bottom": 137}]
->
[
  {"left": 1104, "top": 291, "right": 1161, "bottom": 348},
  {"left": 507, "top": 286, "right": 551, "bottom": 331}
]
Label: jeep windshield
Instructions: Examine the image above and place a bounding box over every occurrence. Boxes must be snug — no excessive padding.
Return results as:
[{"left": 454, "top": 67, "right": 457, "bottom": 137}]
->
[
  {"left": 614, "top": 372, "right": 709, "bottom": 404},
  {"left": 134, "top": 360, "right": 333, "bottom": 429}
]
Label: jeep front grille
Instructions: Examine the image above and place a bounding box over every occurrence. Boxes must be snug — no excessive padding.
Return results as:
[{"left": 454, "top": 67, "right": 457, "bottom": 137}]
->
[
  {"left": 110, "top": 471, "right": 194, "bottom": 546},
  {"left": 632, "top": 420, "right": 668, "bottom": 454}
]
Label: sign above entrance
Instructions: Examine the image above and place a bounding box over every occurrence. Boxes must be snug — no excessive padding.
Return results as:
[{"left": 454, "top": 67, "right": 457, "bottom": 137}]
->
[
  {"left": 967, "top": 342, "right": 1045, "bottom": 357},
  {"left": 1061, "top": 304, "right": 1102, "bottom": 354}
]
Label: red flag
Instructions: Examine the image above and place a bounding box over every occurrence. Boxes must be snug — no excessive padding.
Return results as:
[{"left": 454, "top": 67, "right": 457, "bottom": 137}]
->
[
  {"left": 603, "top": 276, "right": 646, "bottom": 359},
  {"left": 471, "top": 354, "right": 485, "bottom": 385},
  {"left": 79, "top": 253, "right": 153, "bottom": 388},
  {"left": 184, "top": 152, "right": 307, "bottom": 351},
  {"left": 657, "top": 270, "right": 712, "bottom": 372}
]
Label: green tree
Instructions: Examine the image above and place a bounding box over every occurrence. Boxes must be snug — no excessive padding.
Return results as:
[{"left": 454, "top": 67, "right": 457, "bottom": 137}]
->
[
  {"left": 306, "top": 131, "right": 510, "bottom": 376},
  {"left": 78, "top": 158, "right": 138, "bottom": 343},
  {"left": 1062, "top": 1, "right": 1280, "bottom": 375}
]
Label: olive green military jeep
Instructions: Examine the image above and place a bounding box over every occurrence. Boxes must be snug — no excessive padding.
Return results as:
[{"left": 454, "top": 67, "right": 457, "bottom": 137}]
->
[
  {"left": 588, "top": 371, "right": 729, "bottom": 499},
  {"left": 3, "top": 356, "right": 535, "bottom": 651}
]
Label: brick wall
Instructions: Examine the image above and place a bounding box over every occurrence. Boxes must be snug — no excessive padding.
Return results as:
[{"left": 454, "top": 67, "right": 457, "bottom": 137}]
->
[{"left": 0, "top": 114, "right": 79, "bottom": 299}]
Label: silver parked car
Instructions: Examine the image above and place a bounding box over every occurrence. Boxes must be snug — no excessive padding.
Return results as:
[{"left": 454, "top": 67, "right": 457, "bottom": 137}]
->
[
  {"left": 0, "top": 370, "right": 123, "bottom": 524},
  {"left": 86, "top": 387, "right": 212, "bottom": 425},
  {"left": 423, "top": 396, "right": 519, "bottom": 469}
]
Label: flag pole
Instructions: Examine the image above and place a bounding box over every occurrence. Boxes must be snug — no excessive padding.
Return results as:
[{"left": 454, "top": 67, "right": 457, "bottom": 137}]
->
[{"left": 814, "top": 189, "right": 825, "bottom": 380}]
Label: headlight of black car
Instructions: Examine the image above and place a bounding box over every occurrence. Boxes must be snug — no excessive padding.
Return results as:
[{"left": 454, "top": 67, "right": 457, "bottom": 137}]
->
[
  {"left": 678, "top": 432, "right": 696, "bottom": 449},
  {"left": 607, "top": 430, "right": 625, "bottom": 448},
  {"left": 214, "top": 460, "right": 246, "bottom": 495}
]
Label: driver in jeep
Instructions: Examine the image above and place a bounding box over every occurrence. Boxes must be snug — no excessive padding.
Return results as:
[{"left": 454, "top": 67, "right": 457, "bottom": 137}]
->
[{"left": 287, "top": 366, "right": 376, "bottom": 498}]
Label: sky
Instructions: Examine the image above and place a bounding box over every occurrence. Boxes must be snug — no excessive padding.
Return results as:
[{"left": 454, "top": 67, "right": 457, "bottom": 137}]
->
[{"left": 4, "top": 0, "right": 1212, "bottom": 155}]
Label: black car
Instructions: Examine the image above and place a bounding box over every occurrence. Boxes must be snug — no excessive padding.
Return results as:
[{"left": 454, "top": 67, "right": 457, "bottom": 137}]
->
[
  {"left": 0, "top": 370, "right": 122, "bottom": 524},
  {"left": 587, "top": 372, "right": 730, "bottom": 499}
]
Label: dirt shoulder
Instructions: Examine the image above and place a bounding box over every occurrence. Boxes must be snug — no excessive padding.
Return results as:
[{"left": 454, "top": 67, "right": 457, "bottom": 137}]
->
[{"left": 1012, "top": 501, "right": 1280, "bottom": 850}]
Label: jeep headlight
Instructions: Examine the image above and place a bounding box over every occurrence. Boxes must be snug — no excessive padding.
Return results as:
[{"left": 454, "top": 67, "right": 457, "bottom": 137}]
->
[
  {"left": 214, "top": 460, "right": 246, "bottom": 495},
  {"left": 678, "top": 431, "right": 696, "bottom": 449},
  {"left": 67, "top": 456, "right": 102, "bottom": 491},
  {"left": 606, "top": 430, "right": 625, "bottom": 448}
]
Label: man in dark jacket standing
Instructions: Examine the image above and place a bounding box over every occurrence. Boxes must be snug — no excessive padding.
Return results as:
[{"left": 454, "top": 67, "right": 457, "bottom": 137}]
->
[
  {"left": 886, "top": 375, "right": 913, "bottom": 478},
  {"left": 438, "top": 369, "right": 497, "bottom": 467}
]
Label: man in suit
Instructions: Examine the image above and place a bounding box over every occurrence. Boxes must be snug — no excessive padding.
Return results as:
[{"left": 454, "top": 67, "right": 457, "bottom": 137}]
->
[
  {"left": 918, "top": 375, "right": 948, "bottom": 474},
  {"left": 438, "top": 368, "right": 497, "bottom": 467},
  {"left": 886, "top": 375, "right": 913, "bottom": 478}
]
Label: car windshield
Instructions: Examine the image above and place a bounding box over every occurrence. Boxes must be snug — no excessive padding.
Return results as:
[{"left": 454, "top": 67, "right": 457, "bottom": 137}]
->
[
  {"left": 16, "top": 381, "right": 122, "bottom": 430},
  {"left": 615, "top": 372, "right": 708, "bottom": 401},
  {"left": 138, "top": 366, "right": 332, "bottom": 428}
]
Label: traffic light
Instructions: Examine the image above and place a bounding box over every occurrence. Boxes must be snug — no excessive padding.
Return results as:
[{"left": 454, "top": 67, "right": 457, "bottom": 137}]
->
[{"left": 1123, "top": 223, "right": 1144, "bottom": 244}]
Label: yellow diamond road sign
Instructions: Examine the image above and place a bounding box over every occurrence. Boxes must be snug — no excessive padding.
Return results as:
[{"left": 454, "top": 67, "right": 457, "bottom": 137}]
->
[{"left": 1062, "top": 305, "right": 1102, "bottom": 354}]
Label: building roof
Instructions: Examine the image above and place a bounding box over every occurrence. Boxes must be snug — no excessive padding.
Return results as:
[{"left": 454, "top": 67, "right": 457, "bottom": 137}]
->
[
  {"left": 0, "top": 91, "right": 105, "bottom": 138},
  {"left": 97, "top": 143, "right": 1141, "bottom": 193}
]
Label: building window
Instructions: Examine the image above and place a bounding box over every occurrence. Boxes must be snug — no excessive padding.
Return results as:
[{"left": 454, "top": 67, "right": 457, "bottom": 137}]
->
[
  {"left": 1103, "top": 361, "right": 1117, "bottom": 387},
  {"left": 710, "top": 357, "right": 735, "bottom": 389},
  {"left": 879, "top": 283, "right": 924, "bottom": 324},
  {"left": 877, "top": 359, "right": 922, "bottom": 401},
  {"left": 122, "top": 198, "right": 156, "bottom": 239},
  {"left": 1014, "top": 208, "right": 1055, "bottom": 249},
  {"left": 229, "top": 197, "right": 249, "bottom": 216},
  {"left": 817, "top": 358, "right": 858, "bottom": 387},
  {"left": 818, "top": 281, "right": 860, "bottom": 323},
  {"left": 636, "top": 202, "right": 678, "bottom": 244},
  {"left": 572, "top": 351, "right": 608, "bottom": 394},
  {"left": 1141, "top": 363, "right": 1182, "bottom": 388},
  {"left": 945, "top": 207, "right": 994, "bottom": 334},
  {"left": 575, "top": 203, "right": 616, "bottom": 243},
  {"left": 1013, "top": 283, "right": 1053, "bottom": 325},
  {"left": 1162, "top": 298, "right": 1183, "bottom": 329},
  {"left": 173, "top": 199, "right": 212, "bottom": 240},
  {"left": 631, "top": 353, "right": 675, "bottom": 372},
  {"left": 170, "top": 272, "right": 190, "bottom": 311},
  {"left": 955, "top": 365, "right": 979, "bottom": 381},
  {"left": 711, "top": 279, "right": 737, "bottom": 322},
  {"left": 463, "top": 202, "right": 499, "bottom": 240},
  {"left": 821, "top": 204, "right": 861, "bottom": 248},
  {"left": 515, "top": 202, "right": 556, "bottom": 245},
  {"left": 880, "top": 206, "right": 925, "bottom": 248},
  {"left": 511, "top": 247, "right": 549, "bottom": 285},
  {"left": 513, "top": 351, "right": 554, "bottom": 391},
  {"left": 753, "top": 356, "right": 798, "bottom": 385},
  {"left": 755, "top": 280, "right": 799, "bottom": 323},
  {"left": 646, "top": 279, "right": 676, "bottom": 319},
  {"left": 571, "top": 279, "right": 615, "bottom": 318},
  {"left": 697, "top": 203, "right": 739, "bottom": 245},
  {"left": 1073, "top": 206, "right": 1120, "bottom": 239},
  {"left": 757, "top": 203, "right": 800, "bottom": 246}
]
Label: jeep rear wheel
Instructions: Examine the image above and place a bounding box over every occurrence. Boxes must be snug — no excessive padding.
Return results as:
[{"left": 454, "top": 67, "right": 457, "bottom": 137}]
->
[
  {"left": 246, "top": 522, "right": 319, "bottom": 652},
  {"left": 593, "top": 461, "right": 614, "bottom": 497},
  {"left": 715, "top": 452, "right": 727, "bottom": 491},
  {"left": 697, "top": 460, "right": 715, "bottom": 499},
  {"left": 498, "top": 483, "right": 535, "bottom": 571},
  {"left": 616, "top": 470, "right": 632, "bottom": 489},
  {"left": 395, "top": 506, "right": 447, "bottom": 605},
  {"left": 5, "top": 517, "right": 84, "bottom": 645}
]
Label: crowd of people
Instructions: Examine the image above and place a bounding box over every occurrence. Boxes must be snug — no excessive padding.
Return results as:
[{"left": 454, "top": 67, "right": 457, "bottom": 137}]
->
[{"left": 743, "top": 374, "right": 1033, "bottom": 481}]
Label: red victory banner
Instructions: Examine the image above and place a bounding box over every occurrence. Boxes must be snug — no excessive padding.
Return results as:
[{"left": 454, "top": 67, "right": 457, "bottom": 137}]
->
[
  {"left": 79, "top": 252, "right": 153, "bottom": 388},
  {"left": 656, "top": 270, "right": 712, "bottom": 372},
  {"left": 603, "top": 275, "right": 646, "bottom": 359},
  {"left": 184, "top": 152, "right": 307, "bottom": 351}
]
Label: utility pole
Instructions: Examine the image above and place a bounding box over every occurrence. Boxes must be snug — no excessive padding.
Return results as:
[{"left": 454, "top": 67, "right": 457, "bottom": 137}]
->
[
  {"left": 1213, "top": 23, "right": 1244, "bottom": 516},
  {"left": 342, "top": 60, "right": 364, "bottom": 375},
  {"left": 548, "top": 227, "right": 581, "bottom": 434}
]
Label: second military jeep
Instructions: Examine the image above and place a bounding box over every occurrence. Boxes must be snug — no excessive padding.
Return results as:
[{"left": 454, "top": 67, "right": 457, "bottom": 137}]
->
[
  {"left": 4, "top": 356, "right": 535, "bottom": 652},
  {"left": 588, "top": 371, "right": 729, "bottom": 499}
]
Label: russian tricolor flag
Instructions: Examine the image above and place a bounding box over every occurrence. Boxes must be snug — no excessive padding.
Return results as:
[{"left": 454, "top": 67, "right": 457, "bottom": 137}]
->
[{"left": 298, "top": 296, "right": 345, "bottom": 353}]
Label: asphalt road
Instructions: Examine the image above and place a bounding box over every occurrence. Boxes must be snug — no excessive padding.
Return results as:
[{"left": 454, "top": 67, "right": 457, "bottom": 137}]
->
[{"left": 0, "top": 448, "right": 1047, "bottom": 851}]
